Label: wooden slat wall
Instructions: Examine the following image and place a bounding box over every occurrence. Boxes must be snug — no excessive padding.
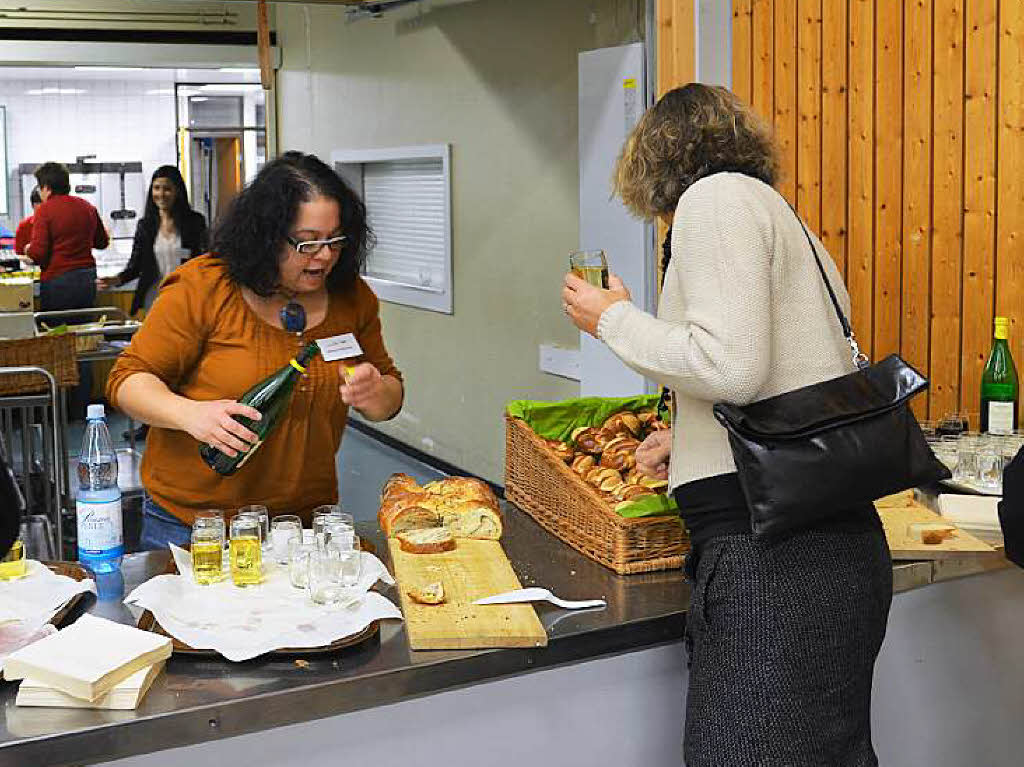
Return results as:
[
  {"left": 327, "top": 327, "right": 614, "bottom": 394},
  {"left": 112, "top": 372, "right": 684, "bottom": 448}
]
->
[{"left": 725, "top": 0, "right": 1024, "bottom": 423}]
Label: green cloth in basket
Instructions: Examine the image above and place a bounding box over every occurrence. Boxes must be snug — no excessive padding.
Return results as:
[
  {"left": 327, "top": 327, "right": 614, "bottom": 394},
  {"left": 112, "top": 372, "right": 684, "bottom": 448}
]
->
[{"left": 505, "top": 395, "right": 678, "bottom": 519}]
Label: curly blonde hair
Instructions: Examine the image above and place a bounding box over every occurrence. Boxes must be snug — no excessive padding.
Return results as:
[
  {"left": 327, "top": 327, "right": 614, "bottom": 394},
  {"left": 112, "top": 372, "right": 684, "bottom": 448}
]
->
[{"left": 613, "top": 84, "right": 780, "bottom": 219}]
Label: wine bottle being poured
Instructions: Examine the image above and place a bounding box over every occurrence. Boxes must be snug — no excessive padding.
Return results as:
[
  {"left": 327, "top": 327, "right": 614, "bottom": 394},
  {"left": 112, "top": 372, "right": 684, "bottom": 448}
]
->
[{"left": 200, "top": 341, "right": 321, "bottom": 476}]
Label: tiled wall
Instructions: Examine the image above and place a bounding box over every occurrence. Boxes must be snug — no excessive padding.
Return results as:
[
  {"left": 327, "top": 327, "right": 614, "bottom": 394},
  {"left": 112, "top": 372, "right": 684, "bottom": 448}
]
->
[{"left": 0, "top": 77, "right": 177, "bottom": 254}]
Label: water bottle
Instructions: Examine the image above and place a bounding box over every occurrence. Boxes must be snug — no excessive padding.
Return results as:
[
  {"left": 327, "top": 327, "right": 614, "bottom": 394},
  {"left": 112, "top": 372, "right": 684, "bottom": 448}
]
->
[{"left": 76, "top": 404, "right": 123, "bottom": 572}]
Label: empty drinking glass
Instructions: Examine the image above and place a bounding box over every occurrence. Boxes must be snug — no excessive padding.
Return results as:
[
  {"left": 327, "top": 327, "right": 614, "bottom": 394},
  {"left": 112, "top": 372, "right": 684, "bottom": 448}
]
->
[
  {"left": 955, "top": 441, "right": 980, "bottom": 485},
  {"left": 270, "top": 515, "right": 302, "bottom": 565},
  {"left": 288, "top": 538, "right": 317, "bottom": 589}
]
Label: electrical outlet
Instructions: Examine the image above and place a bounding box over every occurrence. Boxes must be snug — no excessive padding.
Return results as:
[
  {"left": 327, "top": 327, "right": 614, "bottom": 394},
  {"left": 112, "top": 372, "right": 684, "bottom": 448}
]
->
[{"left": 539, "top": 344, "right": 581, "bottom": 381}]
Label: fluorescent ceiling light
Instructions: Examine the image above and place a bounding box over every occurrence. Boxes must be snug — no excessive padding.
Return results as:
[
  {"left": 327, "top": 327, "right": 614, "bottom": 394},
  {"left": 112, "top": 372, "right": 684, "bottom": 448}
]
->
[
  {"left": 218, "top": 68, "right": 259, "bottom": 74},
  {"left": 74, "top": 66, "right": 145, "bottom": 72},
  {"left": 198, "top": 83, "right": 263, "bottom": 92},
  {"left": 190, "top": 96, "right": 209, "bottom": 102},
  {"left": 25, "top": 87, "right": 87, "bottom": 95}
]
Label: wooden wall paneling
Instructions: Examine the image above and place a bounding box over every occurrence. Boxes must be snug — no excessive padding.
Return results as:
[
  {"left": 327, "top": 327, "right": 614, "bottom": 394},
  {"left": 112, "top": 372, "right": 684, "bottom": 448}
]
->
[
  {"left": 672, "top": 0, "right": 696, "bottom": 89},
  {"left": 752, "top": 0, "right": 775, "bottom": 122},
  {"left": 872, "top": 0, "right": 903, "bottom": 360},
  {"left": 961, "top": 0, "right": 998, "bottom": 416},
  {"left": 930, "top": 0, "right": 965, "bottom": 421},
  {"left": 797, "top": 0, "right": 823, "bottom": 233},
  {"left": 847, "top": 0, "right": 875, "bottom": 359},
  {"left": 997, "top": 0, "right": 1024, "bottom": 393},
  {"left": 820, "top": 0, "right": 848, "bottom": 278},
  {"left": 657, "top": 0, "right": 676, "bottom": 96},
  {"left": 733, "top": 0, "right": 754, "bottom": 104},
  {"left": 901, "top": 0, "right": 933, "bottom": 418},
  {"left": 774, "top": 0, "right": 799, "bottom": 203}
]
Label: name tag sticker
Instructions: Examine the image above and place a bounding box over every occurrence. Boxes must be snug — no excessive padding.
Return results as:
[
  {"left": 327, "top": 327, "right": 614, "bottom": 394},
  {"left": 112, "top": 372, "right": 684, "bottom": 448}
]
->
[{"left": 316, "top": 333, "right": 363, "bottom": 361}]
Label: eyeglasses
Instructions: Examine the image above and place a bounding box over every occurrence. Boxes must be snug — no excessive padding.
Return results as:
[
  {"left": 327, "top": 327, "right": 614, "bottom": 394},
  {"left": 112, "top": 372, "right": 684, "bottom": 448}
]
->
[{"left": 286, "top": 234, "right": 348, "bottom": 257}]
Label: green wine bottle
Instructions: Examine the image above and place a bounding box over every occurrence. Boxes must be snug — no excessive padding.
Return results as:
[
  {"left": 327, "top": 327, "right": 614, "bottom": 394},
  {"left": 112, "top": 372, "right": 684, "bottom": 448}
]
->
[
  {"left": 200, "top": 341, "right": 321, "bottom": 475},
  {"left": 980, "top": 316, "right": 1019, "bottom": 435}
]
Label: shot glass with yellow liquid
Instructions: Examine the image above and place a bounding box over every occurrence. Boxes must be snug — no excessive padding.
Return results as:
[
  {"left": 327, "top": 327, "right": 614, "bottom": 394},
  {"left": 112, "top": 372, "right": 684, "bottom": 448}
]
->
[
  {"left": 191, "top": 523, "right": 225, "bottom": 585},
  {"left": 0, "top": 538, "right": 27, "bottom": 580},
  {"left": 569, "top": 250, "right": 609, "bottom": 289},
  {"left": 230, "top": 514, "right": 263, "bottom": 587}
]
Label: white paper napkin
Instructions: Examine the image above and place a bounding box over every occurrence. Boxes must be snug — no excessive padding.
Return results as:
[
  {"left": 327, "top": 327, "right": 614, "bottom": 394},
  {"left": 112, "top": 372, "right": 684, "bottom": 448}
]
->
[
  {"left": 124, "top": 545, "right": 400, "bottom": 662},
  {"left": 0, "top": 561, "right": 97, "bottom": 674}
]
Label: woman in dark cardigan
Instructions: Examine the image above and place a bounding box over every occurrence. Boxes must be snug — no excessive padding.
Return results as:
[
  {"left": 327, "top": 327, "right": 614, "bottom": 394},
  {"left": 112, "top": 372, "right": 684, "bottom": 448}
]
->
[{"left": 98, "top": 165, "right": 208, "bottom": 316}]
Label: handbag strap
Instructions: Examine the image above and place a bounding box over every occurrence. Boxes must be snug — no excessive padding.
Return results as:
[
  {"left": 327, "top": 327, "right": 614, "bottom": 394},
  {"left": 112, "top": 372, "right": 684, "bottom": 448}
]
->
[{"left": 786, "top": 202, "right": 870, "bottom": 370}]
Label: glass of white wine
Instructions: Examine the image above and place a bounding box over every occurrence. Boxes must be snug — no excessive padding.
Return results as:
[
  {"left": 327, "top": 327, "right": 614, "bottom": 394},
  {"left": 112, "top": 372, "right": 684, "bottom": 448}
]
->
[
  {"left": 191, "top": 523, "right": 225, "bottom": 585},
  {"left": 569, "top": 250, "right": 609, "bottom": 289},
  {"left": 229, "top": 514, "right": 263, "bottom": 587}
]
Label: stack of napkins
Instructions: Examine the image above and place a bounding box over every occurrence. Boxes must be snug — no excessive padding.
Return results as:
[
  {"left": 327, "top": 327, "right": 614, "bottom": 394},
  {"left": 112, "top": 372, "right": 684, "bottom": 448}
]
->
[
  {"left": 3, "top": 614, "right": 171, "bottom": 709},
  {"left": 938, "top": 494, "right": 1004, "bottom": 546}
]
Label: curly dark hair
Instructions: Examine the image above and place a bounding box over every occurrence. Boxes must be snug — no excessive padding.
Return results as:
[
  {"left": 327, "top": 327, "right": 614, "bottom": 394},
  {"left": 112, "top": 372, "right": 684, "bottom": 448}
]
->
[
  {"left": 138, "top": 165, "right": 194, "bottom": 236},
  {"left": 212, "top": 151, "right": 372, "bottom": 297},
  {"left": 613, "top": 84, "right": 779, "bottom": 219}
]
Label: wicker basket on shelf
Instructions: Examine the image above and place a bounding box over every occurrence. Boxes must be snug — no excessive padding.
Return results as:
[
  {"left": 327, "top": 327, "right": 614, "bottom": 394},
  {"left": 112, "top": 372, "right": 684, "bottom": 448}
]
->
[
  {"left": 505, "top": 415, "right": 688, "bottom": 575},
  {"left": 0, "top": 334, "right": 79, "bottom": 396}
]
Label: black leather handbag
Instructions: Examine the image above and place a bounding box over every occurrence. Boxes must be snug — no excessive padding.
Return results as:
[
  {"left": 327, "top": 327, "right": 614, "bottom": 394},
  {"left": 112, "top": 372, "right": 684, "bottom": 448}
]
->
[{"left": 712, "top": 211, "right": 950, "bottom": 539}]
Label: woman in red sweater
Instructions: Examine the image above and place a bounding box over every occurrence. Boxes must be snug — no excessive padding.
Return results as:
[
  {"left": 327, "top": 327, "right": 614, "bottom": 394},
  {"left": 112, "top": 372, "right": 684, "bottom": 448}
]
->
[{"left": 29, "top": 162, "right": 110, "bottom": 418}]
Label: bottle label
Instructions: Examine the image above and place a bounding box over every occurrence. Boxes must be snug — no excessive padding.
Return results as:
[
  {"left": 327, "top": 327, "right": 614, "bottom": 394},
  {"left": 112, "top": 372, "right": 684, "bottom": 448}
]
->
[
  {"left": 987, "top": 402, "right": 1015, "bottom": 435},
  {"left": 77, "top": 499, "right": 123, "bottom": 553}
]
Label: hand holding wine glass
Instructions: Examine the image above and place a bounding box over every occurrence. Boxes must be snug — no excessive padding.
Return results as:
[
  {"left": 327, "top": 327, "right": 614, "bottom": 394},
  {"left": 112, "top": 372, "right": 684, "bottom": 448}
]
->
[{"left": 562, "top": 271, "right": 632, "bottom": 337}]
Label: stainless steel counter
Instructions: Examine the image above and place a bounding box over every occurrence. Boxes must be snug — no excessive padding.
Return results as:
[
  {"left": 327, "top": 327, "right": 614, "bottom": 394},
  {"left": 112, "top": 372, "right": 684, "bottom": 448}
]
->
[
  {"left": 0, "top": 504, "right": 689, "bottom": 767},
  {"left": 0, "top": 501, "right": 1007, "bottom": 767}
]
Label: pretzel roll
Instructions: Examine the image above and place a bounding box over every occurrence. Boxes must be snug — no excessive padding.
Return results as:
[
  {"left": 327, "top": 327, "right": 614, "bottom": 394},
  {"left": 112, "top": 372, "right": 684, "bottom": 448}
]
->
[
  {"left": 544, "top": 439, "right": 576, "bottom": 463},
  {"left": 572, "top": 426, "right": 607, "bottom": 455},
  {"left": 571, "top": 454, "right": 596, "bottom": 476},
  {"left": 602, "top": 412, "right": 642, "bottom": 438}
]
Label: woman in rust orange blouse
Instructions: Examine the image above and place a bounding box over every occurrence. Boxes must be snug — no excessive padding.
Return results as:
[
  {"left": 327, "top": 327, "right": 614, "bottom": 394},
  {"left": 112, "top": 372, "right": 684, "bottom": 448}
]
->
[{"left": 107, "top": 152, "right": 404, "bottom": 550}]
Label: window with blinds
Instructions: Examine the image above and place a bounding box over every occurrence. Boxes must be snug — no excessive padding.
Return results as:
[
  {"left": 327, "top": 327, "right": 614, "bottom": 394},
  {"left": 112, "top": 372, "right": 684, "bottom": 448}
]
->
[{"left": 332, "top": 145, "right": 452, "bottom": 314}]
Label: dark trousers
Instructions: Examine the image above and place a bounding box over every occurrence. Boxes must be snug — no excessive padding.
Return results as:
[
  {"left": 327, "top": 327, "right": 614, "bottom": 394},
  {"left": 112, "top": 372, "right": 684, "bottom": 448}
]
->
[{"left": 40, "top": 267, "right": 97, "bottom": 420}]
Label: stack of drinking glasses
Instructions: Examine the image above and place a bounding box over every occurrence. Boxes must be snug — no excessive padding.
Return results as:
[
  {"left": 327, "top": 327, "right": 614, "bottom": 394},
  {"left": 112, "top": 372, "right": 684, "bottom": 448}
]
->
[
  {"left": 291, "top": 505, "right": 362, "bottom": 606},
  {"left": 923, "top": 415, "right": 1024, "bottom": 494},
  {"left": 189, "top": 504, "right": 362, "bottom": 604}
]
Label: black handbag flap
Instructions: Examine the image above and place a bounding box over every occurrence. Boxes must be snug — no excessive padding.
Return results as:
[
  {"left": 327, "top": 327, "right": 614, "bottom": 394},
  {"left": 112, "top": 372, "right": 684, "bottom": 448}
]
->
[{"left": 713, "top": 355, "right": 928, "bottom": 440}]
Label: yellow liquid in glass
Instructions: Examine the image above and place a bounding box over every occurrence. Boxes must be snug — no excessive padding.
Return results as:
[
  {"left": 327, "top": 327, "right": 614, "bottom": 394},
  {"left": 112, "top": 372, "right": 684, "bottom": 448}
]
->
[
  {"left": 192, "top": 540, "right": 225, "bottom": 585},
  {"left": 230, "top": 537, "right": 262, "bottom": 586},
  {"left": 0, "top": 540, "right": 26, "bottom": 580},
  {"left": 572, "top": 266, "right": 609, "bottom": 289}
]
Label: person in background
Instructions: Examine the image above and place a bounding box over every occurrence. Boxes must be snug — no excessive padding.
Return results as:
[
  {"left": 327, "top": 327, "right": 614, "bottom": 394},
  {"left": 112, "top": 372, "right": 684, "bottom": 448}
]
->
[
  {"left": 14, "top": 187, "right": 42, "bottom": 256},
  {"left": 562, "top": 84, "right": 892, "bottom": 766},
  {"left": 97, "top": 165, "right": 208, "bottom": 316},
  {"left": 29, "top": 162, "right": 110, "bottom": 419},
  {"left": 96, "top": 165, "right": 208, "bottom": 442},
  {"left": 106, "top": 151, "right": 403, "bottom": 550}
]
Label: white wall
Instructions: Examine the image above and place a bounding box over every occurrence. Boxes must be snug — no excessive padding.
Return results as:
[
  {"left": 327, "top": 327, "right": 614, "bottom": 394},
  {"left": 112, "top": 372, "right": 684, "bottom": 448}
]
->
[
  {"left": 0, "top": 76, "right": 176, "bottom": 234},
  {"left": 276, "top": 0, "right": 644, "bottom": 483}
]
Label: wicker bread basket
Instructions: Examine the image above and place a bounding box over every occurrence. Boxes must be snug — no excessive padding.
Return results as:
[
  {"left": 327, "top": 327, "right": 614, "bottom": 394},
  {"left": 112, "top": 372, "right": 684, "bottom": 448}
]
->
[
  {"left": 0, "top": 334, "right": 79, "bottom": 396},
  {"left": 505, "top": 415, "right": 687, "bottom": 574}
]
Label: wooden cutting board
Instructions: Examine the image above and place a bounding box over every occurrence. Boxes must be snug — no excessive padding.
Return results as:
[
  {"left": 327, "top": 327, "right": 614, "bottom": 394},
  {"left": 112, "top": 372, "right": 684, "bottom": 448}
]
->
[
  {"left": 387, "top": 538, "right": 548, "bottom": 651},
  {"left": 878, "top": 503, "right": 1000, "bottom": 561}
]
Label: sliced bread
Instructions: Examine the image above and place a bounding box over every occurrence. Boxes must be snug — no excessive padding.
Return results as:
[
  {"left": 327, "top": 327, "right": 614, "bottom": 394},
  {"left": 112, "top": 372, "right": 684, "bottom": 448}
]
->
[{"left": 396, "top": 527, "right": 457, "bottom": 554}]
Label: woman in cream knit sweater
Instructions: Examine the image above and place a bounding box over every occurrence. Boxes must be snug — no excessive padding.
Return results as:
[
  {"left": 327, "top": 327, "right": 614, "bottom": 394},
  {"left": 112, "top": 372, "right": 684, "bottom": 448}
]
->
[{"left": 563, "top": 85, "right": 892, "bottom": 766}]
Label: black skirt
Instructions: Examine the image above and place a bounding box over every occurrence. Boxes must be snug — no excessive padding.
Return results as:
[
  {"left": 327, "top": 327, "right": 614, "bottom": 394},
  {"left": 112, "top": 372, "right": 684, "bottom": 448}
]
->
[{"left": 676, "top": 478, "right": 893, "bottom": 767}]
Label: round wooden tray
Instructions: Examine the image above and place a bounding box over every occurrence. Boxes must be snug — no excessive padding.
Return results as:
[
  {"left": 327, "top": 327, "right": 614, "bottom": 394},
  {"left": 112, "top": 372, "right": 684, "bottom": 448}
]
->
[
  {"left": 43, "top": 561, "right": 93, "bottom": 627},
  {"left": 135, "top": 541, "right": 382, "bottom": 658}
]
